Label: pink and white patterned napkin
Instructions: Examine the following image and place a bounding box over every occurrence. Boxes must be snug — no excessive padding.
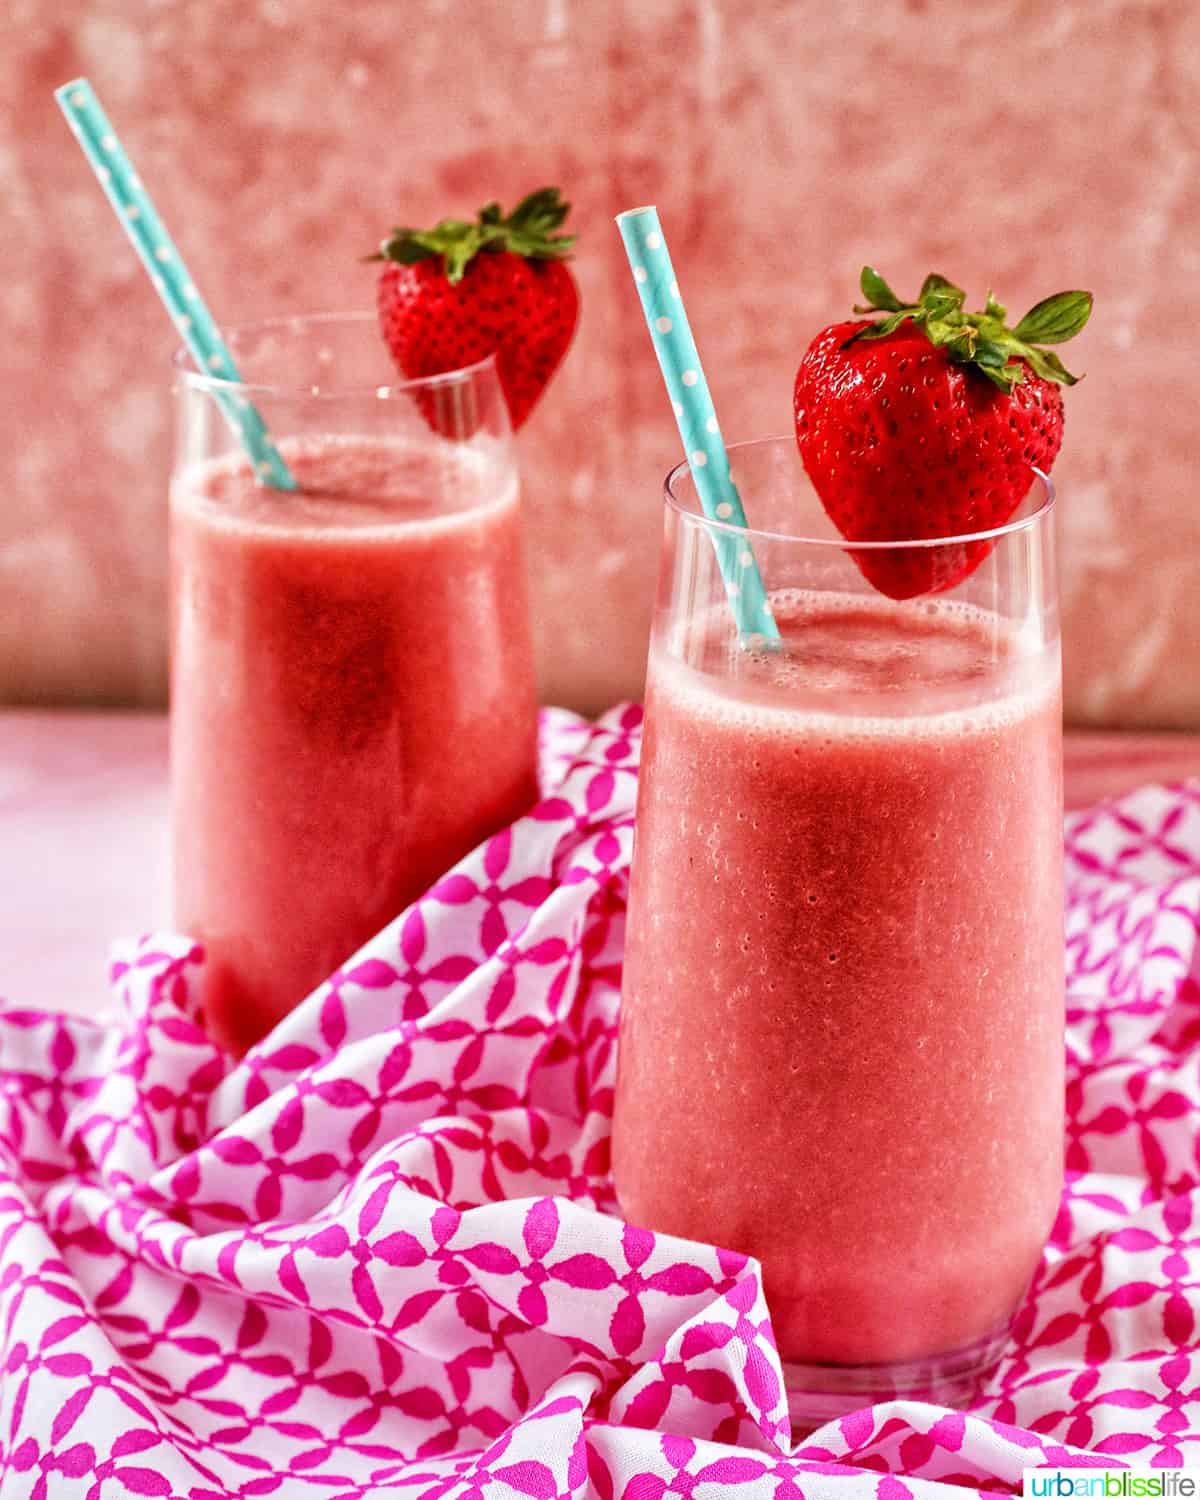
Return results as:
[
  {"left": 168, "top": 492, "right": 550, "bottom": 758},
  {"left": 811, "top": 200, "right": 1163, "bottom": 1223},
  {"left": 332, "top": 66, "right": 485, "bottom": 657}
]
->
[{"left": 2, "top": 705, "right": 1199, "bottom": 1499}]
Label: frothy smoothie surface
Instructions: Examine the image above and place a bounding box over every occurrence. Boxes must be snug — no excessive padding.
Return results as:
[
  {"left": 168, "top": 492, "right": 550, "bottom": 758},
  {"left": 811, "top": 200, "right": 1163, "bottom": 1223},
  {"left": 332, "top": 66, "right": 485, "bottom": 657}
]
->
[
  {"left": 615, "top": 591, "right": 1064, "bottom": 1366},
  {"left": 171, "top": 435, "right": 537, "bottom": 1054},
  {"left": 193, "top": 434, "right": 508, "bottom": 528},
  {"left": 679, "top": 589, "right": 1045, "bottom": 716}
]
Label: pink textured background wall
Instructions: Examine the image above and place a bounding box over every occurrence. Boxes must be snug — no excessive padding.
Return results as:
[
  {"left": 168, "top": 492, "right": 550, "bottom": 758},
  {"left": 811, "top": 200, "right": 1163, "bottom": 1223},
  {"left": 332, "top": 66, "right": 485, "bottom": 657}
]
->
[{"left": 2, "top": 0, "right": 1197, "bottom": 724}]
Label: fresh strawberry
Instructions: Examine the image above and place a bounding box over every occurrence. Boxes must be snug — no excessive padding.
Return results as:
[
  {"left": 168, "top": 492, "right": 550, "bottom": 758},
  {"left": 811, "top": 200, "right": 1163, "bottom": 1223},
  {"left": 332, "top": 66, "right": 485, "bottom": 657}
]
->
[
  {"left": 374, "top": 187, "right": 578, "bottom": 431},
  {"left": 793, "top": 268, "right": 1092, "bottom": 598}
]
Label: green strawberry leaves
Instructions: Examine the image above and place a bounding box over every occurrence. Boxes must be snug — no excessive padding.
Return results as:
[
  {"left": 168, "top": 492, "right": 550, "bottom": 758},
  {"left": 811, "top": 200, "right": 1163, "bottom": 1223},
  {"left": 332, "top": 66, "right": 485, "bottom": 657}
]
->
[
  {"left": 857, "top": 266, "right": 904, "bottom": 312},
  {"left": 848, "top": 266, "right": 1093, "bottom": 392},
  {"left": 375, "top": 187, "right": 576, "bottom": 285},
  {"left": 1012, "top": 290, "right": 1093, "bottom": 344}
]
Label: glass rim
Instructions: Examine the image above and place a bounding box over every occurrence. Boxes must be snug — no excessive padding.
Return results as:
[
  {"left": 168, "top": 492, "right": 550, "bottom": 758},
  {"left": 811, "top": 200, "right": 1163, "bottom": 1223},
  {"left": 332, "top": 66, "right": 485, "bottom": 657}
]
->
[
  {"left": 664, "top": 435, "right": 1056, "bottom": 550},
  {"left": 171, "top": 310, "right": 499, "bottom": 400}
]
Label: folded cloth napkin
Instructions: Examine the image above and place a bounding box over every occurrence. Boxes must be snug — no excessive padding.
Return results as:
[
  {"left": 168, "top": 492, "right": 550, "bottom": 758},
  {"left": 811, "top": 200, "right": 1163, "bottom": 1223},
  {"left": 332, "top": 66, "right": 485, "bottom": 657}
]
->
[{"left": 2, "top": 705, "right": 1200, "bottom": 1499}]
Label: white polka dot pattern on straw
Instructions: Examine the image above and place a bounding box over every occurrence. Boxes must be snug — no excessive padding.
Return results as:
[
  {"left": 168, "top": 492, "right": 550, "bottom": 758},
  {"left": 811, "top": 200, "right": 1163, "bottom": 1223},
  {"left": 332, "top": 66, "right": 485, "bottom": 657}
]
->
[
  {"left": 53, "top": 77, "right": 296, "bottom": 492},
  {"left": 614, "top": 204, "right": 779, "bottom": 642}
]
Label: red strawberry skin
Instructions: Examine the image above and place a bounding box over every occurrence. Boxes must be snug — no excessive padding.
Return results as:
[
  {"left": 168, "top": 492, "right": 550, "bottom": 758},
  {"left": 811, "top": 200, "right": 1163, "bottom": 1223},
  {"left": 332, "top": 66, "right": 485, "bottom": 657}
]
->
[
  {"left": 378, "top": 251, "right": 578, "bottom": 431},
  {"left": 793, "top": 318, "right": 1064, "bottom": 599}
]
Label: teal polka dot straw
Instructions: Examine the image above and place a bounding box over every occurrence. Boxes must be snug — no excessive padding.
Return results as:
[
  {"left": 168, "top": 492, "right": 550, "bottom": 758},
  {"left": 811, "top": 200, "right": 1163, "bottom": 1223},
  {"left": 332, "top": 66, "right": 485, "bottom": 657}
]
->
[
  {"left": 616, "top": 206, "right": 778, "bottom": 643},
  {"left": 54, "top": 78, "right": 296, "bottom": 492}
]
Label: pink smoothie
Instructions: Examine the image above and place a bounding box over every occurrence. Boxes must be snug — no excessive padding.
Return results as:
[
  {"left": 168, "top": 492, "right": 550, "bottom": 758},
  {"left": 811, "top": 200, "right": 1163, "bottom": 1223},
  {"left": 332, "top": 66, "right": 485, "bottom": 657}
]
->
[
  {"left": 171, "top": 435, "right": 537, "bottom": 1053},
  {"left": 614, "top": 592, "right": 1063, "bottom": 1366}
]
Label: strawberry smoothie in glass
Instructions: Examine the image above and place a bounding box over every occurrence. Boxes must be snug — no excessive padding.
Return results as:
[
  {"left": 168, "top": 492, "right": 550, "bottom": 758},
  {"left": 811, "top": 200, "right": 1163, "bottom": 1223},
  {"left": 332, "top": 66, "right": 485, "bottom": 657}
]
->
[
  {"left": 613, "top": 436, "right": 1064, "bottom": 1422},
  {"left": 170, "top": 315, "right": 537, "bottom": 1054}
]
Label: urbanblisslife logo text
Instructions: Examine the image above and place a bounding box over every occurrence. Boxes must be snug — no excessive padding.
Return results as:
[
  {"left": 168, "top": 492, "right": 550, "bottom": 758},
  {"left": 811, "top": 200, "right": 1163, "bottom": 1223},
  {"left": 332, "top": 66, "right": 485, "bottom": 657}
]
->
[{"left": 1025, "top": 1473, "right": 1200, "bottom": 1498}]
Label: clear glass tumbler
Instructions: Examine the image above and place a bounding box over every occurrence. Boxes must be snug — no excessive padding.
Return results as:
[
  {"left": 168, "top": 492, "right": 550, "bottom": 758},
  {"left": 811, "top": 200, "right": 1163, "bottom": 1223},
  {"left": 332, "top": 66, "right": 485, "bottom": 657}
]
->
[
  {"left": 613, "top": 436, "right": 1063, "bottom": 1423},
  {"left": 170, "top": 314, "right": 538, "bottom": 1054}
]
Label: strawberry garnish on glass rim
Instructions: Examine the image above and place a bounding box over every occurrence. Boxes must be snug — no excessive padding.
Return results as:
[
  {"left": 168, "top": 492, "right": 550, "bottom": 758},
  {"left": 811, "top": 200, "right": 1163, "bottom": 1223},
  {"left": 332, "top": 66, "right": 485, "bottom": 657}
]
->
[
  {"left": 373, "top": 188, "right": 579, "bottom": 432},
  {"left": 793, "top": 267, "right": 1093, "bottom": 599}
]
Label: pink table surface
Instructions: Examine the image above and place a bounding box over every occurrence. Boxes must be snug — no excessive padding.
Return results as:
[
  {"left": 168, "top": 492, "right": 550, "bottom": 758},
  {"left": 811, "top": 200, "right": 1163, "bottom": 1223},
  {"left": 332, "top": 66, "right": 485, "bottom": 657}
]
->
[{"left": 2, "top": 709, "right": 1199, "bottom": 1020}]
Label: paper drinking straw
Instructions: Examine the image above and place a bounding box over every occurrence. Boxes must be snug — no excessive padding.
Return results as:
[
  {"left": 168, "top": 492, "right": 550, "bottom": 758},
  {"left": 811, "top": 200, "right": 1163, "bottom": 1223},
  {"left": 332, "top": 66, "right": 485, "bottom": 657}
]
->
[
  {"left": 54, "top": 78, "right": 297, "bottom": 491},
  {"left": 615, "top": 206, "right": 778, "bottom": 642}
]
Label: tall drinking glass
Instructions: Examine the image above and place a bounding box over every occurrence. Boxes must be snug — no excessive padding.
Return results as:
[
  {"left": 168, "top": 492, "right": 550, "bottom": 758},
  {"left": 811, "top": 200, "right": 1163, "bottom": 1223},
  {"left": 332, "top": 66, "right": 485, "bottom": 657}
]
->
[
  {"left": 170, "top": 314, "right": 538, "bottom": 1054},
  {"left": 613, "top": 436, "right": 1063, "bottom": 1422}
]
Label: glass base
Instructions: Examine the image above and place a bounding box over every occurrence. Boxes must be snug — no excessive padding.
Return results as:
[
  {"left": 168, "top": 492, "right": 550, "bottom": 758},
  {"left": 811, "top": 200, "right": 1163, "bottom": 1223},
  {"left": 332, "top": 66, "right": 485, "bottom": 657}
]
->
[{"left": 782, "top": 1324, "right": 1009, "bottom": 1434}]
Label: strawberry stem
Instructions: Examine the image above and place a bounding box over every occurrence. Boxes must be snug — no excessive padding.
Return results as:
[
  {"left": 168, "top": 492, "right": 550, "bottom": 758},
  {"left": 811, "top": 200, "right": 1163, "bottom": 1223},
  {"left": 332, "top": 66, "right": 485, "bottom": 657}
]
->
[
  {"left": 847, "top": 267, "right": 1093, "bottom": 391},
  {"left": 373, "top": 187, "right": 576, "bottom": 285}
]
